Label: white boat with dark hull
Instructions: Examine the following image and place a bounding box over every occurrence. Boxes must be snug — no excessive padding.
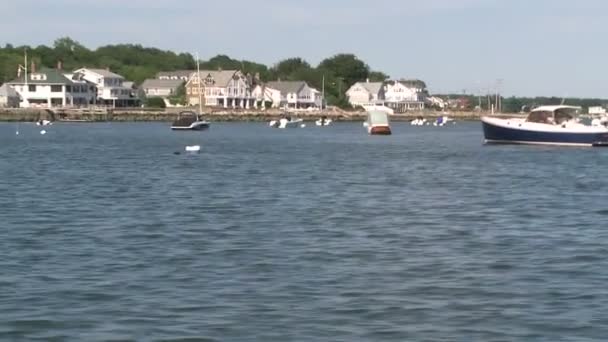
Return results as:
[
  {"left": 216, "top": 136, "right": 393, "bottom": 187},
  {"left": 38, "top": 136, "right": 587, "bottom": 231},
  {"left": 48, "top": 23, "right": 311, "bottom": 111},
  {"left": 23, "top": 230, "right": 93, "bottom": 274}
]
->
[
  {"left": 172, "top": 52, "right": 210, "bottom": 131},
  {"left": 171, "top": 111, "right": 210, "bottom": 130},
  {"left": 482, "top": 105, "right": 608, "bottom": 147}
]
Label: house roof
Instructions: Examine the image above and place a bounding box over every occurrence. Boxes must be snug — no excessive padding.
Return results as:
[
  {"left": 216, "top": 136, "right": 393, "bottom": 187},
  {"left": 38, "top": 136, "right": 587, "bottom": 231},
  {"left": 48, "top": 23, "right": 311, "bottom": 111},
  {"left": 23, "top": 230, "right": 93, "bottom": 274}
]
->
[
  {"left": 0, "top": 84, "right": 19, "bottom": 97},
  {"left": 393, "top": 79, "right": 427, "bottom": 89},
  {"left": 189, "top": 70, "right": 240, "bottom": 87},
  {"left": 141, "top": 79, "right": 184, "bottom": 89},
  {"left": 156, "top": 70, "right": 194, "bottom": 79},
  {"left": 360, "top": 82, "right": 383, "bottom": 94},
  {"left": 265, "top": 81, "right": 307, "bottom": 94},
  {"left": 7, "top": 68, "right": 75, "bottom": 85},
  {"left": 77, "top": 68, "right": 125, "bottom": 79}
]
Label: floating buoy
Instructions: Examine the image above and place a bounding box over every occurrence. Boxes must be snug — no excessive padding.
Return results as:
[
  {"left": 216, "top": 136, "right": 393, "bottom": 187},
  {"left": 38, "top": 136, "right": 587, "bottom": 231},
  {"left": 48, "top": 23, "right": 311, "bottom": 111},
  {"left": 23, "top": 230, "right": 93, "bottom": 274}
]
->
[
  {"left": 15, "top": 131, "right": 19, "bottom": 135},
  {"left": 300, "top": 124, "right": 306, "bottom": 128},
  {"left": 185, "top": 145, "right": 200, "bottom": 152},
  {"left": 40, "top": 130, "right": 47, "bottom": 135}
]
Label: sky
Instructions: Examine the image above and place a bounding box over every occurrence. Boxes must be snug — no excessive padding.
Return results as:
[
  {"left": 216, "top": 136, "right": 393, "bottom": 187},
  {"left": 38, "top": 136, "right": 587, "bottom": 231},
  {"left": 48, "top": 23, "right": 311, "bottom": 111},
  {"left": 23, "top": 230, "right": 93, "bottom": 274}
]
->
[{"left": 2, "top": 0, "right": 607, "bottom": 97}]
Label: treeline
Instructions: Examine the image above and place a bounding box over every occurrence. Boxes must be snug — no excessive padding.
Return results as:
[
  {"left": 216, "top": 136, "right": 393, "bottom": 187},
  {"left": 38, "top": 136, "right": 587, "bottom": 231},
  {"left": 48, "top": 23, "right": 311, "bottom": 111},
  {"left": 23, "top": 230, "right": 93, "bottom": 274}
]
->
[
  {"left": 0, "top": 37, "right": 388, "bottom": 106},
  {"left": 437, "top": 94, "right": 608, "bottom": 113}
]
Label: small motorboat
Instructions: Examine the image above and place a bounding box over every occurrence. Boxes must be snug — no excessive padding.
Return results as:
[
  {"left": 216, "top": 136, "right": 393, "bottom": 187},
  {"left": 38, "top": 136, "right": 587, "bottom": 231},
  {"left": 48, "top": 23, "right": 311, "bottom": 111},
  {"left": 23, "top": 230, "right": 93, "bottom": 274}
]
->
[
  {"left": 481, "top": 105, "right": 608, "bottom": 146},
  {"left": 366, "top": 110, "right": 391, "bottom": 135},
  {"left": 433, "top": 116, "right": 453, "bottom": 126},
  {"left": 269, "top": 116, "right": 303, "bottom": 129},
  {"left": 36, "top": 119, "right": 53, "bottom": 126},
  {"left": 411, "top": 117, "right": 427, "bottom": 126},
  {"left": 315, "top": 116, "right": 332, "bottom": 126},
  {"left": 171, "top": 111, "right": 210, "bottom": 131}
]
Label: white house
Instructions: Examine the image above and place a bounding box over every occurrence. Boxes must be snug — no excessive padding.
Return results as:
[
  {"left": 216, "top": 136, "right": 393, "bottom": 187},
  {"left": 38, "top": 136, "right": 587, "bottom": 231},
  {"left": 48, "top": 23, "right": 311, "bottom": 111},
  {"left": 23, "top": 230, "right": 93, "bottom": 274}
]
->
[
  {"left": 157, "top": 70, "right": 193, "bottom": 81},
  {"left": 257, "top": 81, "right": 318, "bottom": 109},
  {"left": 7, "top": 67, "right": 96, "bottom": 108},
  {"left": 140, "top": 79, "right": 184, "bottom": 98},
  {"left": 588, "top": 106, "right": 606, "bottom": 115},
  {"left": 346, "top": 80, "right": 384, "bottom": 107},
  {"left": 383, "top": 79, "right": 426, "bottom": 112},
  {"left": 73, "top": 68, "right": 137, "bottom": 107},
  {"left": 0, "top": 84, "right": 20, "bottom": 108},
  {"left": 185, "top": 70, "right": 254, "bottom": 108}
]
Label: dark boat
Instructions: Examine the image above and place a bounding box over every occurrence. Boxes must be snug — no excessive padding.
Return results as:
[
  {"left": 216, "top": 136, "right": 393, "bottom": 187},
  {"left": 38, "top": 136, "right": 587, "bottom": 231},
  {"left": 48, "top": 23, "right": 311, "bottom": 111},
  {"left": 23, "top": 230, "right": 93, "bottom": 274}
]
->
[
  {"left": 481, "top": 105, "right": 608, "bottom": 147},
  {"left": 171, "top": 111, "right": 210, "bottom": 131}
]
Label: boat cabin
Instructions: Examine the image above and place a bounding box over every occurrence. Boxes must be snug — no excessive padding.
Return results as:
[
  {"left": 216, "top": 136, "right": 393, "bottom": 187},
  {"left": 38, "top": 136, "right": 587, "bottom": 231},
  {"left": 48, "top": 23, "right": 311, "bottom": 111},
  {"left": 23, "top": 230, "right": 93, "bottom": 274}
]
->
[
  {"left": 366, "top": 110, "right": 391, "bottom": 135},
  {"left": 526, "top": 105, "right": 580, "bottom": 125}
]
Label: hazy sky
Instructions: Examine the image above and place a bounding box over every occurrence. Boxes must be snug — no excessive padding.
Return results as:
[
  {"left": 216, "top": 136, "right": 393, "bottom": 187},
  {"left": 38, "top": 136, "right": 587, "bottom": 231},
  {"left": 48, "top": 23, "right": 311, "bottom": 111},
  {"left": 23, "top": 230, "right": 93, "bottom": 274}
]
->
[{"left": 2, "top": 0, "right": 606, "bottom": 97}]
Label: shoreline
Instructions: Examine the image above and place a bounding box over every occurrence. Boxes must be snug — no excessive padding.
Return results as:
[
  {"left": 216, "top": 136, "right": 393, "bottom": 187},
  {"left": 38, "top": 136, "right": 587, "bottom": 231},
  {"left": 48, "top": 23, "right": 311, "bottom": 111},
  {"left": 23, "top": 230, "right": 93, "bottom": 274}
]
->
[{"left": 0, "top": 108, "right": 518, "bottom": 123}]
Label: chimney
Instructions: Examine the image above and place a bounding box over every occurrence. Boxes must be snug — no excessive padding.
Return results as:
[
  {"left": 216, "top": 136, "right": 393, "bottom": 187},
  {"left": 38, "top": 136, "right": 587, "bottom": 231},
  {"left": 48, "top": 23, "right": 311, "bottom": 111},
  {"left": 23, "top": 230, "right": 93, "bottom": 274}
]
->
[
  {"left": 57, "top": 59, "right": 63, "bottom": 70},
  {"left": 366, "top": 78, "right": 369, "bottom": 83},
  {"left": 31, "top": 60, "right": 36, "bottom": 73},
  {"left": 217, "top": 66, "right": 222, "bottom": 72},
  {"left": 106, "top": 66, "right": 110, "bottom": 71}
]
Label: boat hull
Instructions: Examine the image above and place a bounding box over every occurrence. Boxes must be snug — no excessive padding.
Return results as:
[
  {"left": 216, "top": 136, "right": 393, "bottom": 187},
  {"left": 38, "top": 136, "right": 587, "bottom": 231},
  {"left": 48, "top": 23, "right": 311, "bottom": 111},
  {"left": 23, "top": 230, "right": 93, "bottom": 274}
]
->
[
  {"left": 482, "top": 119, "right": 608, "bottom": 147},
  {"left": 369, "top": 126, "right": 392, "bottom": 135},
  {"left": 171, "top": 122, "right": 210, "bottom": 131}
]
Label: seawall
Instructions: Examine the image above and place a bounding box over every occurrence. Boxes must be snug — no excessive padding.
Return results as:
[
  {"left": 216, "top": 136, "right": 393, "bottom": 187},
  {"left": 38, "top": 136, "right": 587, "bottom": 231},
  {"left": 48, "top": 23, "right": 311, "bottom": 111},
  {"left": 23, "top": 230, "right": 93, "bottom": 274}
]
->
[{"left": 0, "top": 107, "right": 509, "bottom": 123}]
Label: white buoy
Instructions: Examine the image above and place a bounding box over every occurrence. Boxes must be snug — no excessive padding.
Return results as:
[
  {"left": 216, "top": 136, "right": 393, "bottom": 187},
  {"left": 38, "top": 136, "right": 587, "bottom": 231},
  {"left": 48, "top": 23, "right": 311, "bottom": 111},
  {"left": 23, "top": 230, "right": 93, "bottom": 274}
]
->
[
  {"left": 185, "top": 145, "right": 200, "bottom": 152},
  {"left": 300, "top": 124, "right": 306, "bottom": 128},
  {"left": 40, "top": 130, "right": 47, "bottom": 135},
  {"left": 15, "top": 131, "right": 19, "bottom": 135}
]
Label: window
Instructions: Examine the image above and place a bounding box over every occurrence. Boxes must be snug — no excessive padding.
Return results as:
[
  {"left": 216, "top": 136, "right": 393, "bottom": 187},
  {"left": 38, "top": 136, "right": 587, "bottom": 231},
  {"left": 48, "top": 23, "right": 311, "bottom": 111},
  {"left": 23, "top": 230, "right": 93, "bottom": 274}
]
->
[
  {"left": 51, "top": 85, "right": 63, "bottom": 92},
  {"left": 66, "top": 85, "right": 72, "bottom": 92},
  {"left": 29, "top": 85, "right": 36, "bottom": 92}
]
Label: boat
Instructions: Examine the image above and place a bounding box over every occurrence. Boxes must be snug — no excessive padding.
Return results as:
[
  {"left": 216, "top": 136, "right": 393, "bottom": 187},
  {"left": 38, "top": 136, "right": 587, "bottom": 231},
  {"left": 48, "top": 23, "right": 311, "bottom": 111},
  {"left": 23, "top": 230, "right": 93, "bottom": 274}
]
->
[
  {"left": 481, "top": 105, "right": 608, "bottom": 147},
  {"left": 269, "top": 116, "right": 304, "bottom": 129},
  {"left": 172, "top": 52, "right": 210, "bottom": 131},
  {"left": 433, "top": 116, "right": 453, "bottom": 126},
  {"left": 315, "top": 116, "right": 332, "bottom": 126},
  {"left": 411, "top": 117, "right": 427, "bottom": 126},
  {"left": 36, "top": 119, "right": 52, "bottom": 126},
  {"left": 171, "top": 111, "right": 210, "bottom": 130},
  {"left": 366, "top": 110, "right": 391, "bottom": 135}
]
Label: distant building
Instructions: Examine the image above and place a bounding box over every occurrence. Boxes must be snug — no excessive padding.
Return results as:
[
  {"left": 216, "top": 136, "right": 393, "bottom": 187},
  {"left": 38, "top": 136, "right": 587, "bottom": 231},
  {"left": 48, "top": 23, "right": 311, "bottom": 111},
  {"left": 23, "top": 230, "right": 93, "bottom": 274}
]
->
[
  {"left": 185, "top": 70, "right": 253, "bottom": 108},
  {"left": 7, "top": 64, "right": 96, "bottom": 108},
  {"left": 140, "top": 79, "right": 184, "bottom": 98},
  {"left": 256, "top": 81, "right": 318, "bottom": 109},
  {"left": 588, "top": 106, "right": 606, "bottom": 115},
  {"left": 73, "top": 68, "right": 137, "bottom": 107},
  {"left": 156, "top": 70, "right": 193, "bottom": 81},
  {"left": 0, "top": 84, "right": 21, "bottom": 108},
  {"left": 346, "top": 80, "right": 385, "bottom": 107},
  {"left": 383, "top": 79, "right": 426, "bottom": 112}
]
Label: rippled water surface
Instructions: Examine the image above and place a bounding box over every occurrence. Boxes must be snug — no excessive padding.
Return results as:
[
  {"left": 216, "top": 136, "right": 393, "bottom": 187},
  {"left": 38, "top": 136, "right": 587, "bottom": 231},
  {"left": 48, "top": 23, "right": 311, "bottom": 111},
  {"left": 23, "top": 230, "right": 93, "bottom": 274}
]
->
[{"left": 2, "top": 121, "right": 608, "bottom": 341}]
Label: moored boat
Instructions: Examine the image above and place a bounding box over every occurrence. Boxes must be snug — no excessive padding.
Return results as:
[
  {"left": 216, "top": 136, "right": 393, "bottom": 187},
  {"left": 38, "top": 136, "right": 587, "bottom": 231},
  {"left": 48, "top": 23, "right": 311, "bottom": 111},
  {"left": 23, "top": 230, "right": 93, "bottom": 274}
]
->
[
  {"left": 315, "top": 116, "right": 332, "bottom": 126},
  {"left": 171, "top": 111, "right": 210, "bottom": 130},
  {"left": 366, "top": 110, "right": 391, "bottom": 135},
  {"left": 481, "top": 105, "right": 608, "bottom": 146},
  {"left": 269, "top": 116, "right": 303, "bottom": 129}
]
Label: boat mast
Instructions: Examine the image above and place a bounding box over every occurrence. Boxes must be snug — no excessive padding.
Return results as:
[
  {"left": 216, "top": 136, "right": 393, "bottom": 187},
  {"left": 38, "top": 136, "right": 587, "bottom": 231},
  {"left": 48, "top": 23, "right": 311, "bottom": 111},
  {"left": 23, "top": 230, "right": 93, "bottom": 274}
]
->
[
  {"left": 321, "top": 74, "right": 325, "bottom": 111},
  {"left": 24, "top": 49, "right": 28, "bottom": 88},
  {"left": 196, "top": 52, "right": 202, "bottom": 116}
]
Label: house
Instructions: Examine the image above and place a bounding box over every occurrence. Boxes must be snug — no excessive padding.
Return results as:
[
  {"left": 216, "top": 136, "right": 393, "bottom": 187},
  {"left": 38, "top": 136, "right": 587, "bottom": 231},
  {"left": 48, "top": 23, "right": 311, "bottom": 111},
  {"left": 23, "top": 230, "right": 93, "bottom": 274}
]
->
[
  {"left": 256, "top": 81, "right": 318, "bottom": 109},
  {"left": 73, "top": 68, "right": 138, "bottom": 107},
  {"left": 185, "top": 69, "right": 254, "bottom": 108},
  {"left": 140, "top": 79, "right": 184, "bottom": 98},
  {"left": 7, "top": 64, "right": 96, "bottom": 108},
  {"left": 346, "top": 80, "right": 385, "bottom": 107},
  {"left": 0, "top": 84, "right": 21, "bottom": 108},
  {"left": 157, "top": 70, "right": 194, "bottom": 81},
  {"left": 383, "top": 79, "right": 427, "bottom": 112},
  {"left": 588, "top": 106, "right": 606, "bottom": 115}
]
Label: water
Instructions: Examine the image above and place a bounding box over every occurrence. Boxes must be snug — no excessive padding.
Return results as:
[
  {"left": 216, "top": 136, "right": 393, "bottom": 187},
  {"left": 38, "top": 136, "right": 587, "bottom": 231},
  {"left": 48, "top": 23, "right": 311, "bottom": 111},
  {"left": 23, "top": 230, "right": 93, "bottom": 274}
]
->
[{"left": 1, "top": 121, "right": 608, "bottom": 341}]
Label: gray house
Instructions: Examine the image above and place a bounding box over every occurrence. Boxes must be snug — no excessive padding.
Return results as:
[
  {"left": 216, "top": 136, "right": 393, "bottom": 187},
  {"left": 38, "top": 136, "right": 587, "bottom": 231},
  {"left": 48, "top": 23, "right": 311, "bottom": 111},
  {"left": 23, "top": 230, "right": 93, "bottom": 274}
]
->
[
  {"left": 0, "top": 84, "right": 21, "bottom": 108},
  {"left": 140, "top": 79, "right": 184, "bottom": 98}
]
